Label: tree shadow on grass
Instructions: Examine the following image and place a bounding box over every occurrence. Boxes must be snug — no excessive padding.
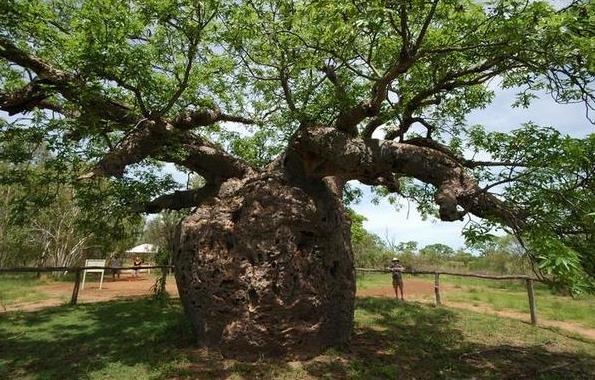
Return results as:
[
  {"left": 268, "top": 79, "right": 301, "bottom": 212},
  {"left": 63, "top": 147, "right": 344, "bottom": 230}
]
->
[
  {"left": 303, "top": 297, "right": 595, "bottom": 379},
  {"left": 0, "top": 299, "right": 200, "bottom": 379},
  {"left": 0, "top": 297, "right": 593, "bottom": 379}
]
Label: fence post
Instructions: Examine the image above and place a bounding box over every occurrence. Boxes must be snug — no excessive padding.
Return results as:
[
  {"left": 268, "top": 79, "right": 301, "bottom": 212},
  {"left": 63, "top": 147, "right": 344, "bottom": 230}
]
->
[
  {"left": 526, "top": 278, "right": 537, "bottom": 325},
  {"left": 70, "top": 268, "right": 82, "bottom": 305},
  {"left": 434, "top": 272, "right": 442, "bottom": 306}
]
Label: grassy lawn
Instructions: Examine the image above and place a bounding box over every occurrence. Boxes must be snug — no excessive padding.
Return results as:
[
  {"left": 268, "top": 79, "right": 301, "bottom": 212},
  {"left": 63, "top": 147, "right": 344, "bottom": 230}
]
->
[
  {"left": 356, "top": 272, "right": 391, "bottom": 289},
  {"left": 356, "top": 272, "right": 595, "bottom": 329},
  {"left": 0, "top": 297, "right": 593, "bottom": 379},
  {"left": 445, "top": 287, "right": 595, "bottom": 328},
  {"left": 0, "top": 274, "right": 51, "bottom": 309}
]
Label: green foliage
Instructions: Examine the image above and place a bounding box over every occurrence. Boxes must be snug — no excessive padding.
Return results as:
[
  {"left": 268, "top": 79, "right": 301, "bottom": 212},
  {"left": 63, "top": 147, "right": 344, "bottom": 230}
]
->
[
  {"left": 0, "top": 0, "right": 593, "bottom": 291},
  {"left": 465, "top": 126, "right": 595, "bottom": 293},
  {"left": 348, "top": 209, "right": 394, "bottom": 268},
  {"left": 0, "top": 150, "right": 144, "bottom": 267}
]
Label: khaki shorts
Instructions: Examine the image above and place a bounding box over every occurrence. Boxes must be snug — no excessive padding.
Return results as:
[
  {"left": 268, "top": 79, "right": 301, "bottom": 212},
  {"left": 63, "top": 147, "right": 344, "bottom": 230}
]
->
[{"left": 393, "top": 278, "right": 403, "bottom": 287}]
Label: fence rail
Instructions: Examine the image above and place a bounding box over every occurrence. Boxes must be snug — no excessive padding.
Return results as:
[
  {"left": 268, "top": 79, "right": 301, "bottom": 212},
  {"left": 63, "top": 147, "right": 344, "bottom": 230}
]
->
[
  {"left": 0, "top": 265, "right": 174, "bottom": 273},
  {"left": 356, "top": 268, "right": 541, "bottom": 325},
  {"left": 0, "top": 265, "right": 174, "bottom": 305},
  {"left": 2, "top": 266, "right": 541, "bottom": 325}
]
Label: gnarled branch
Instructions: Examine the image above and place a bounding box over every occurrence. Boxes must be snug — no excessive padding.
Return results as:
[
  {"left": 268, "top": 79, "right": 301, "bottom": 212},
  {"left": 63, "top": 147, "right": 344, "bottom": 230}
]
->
[
  {"left": 0, "top": 37, "right": 138, "bottom": 125},
  {"left": 140, "top": 184, "right": 220, "bottom": 213},
  {"left": 290, "top": 127, "right": 524, "bottom": 229}
]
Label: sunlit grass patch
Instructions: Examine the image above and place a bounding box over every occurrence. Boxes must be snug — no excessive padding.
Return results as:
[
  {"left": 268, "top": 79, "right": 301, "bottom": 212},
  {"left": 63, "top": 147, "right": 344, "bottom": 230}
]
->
[
  {"left": 0, "top": 274, "right": 52, "bottom": 307},
  {"left": 0, "top": 296, "right": 593, "bottom": 379}
]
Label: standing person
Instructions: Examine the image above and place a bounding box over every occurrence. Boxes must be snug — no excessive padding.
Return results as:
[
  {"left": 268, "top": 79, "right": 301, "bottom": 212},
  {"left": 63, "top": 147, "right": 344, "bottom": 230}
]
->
[
  {"left": 388, "top": 258, "right": 405, "bottom": 301},
  {"left": 133, "top": 256, "right": 142, "bottom": 278},
  {"left": 111, "top": 254, "right": 123, "bottom": 281}
]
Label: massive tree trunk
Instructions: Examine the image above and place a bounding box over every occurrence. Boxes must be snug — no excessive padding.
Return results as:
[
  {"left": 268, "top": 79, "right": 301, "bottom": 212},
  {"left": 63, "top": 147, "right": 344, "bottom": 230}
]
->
[
  {"left": 166, "top": 126, "right": 521, "bottom": 359},
  {"left": 173, "top": 167, "right": 355, "bottom": 359}
]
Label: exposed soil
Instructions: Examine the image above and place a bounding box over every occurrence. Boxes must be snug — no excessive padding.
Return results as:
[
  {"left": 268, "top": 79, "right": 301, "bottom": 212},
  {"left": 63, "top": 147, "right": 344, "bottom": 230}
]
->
[
  {"left": 356, "top": 278, "right": 448, "bottom": 298},
  {"left": 4, "top": 275, "right": 594, "bottom": 342},
  {"left": 3, "top": 275, "right": 179, "bottom": 313}
]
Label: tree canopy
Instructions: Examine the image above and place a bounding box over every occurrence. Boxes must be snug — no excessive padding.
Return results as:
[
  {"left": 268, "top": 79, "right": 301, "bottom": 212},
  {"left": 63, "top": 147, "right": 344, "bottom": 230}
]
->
[{"left": 0, "top": 0, "right": 593, "bottom": 291}]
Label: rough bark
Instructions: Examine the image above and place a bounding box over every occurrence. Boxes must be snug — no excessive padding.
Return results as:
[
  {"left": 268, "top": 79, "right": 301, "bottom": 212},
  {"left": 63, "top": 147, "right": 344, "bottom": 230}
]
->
[
  {"left": 289, "top": 127, "right": 523, "bottom": 228},
  {"left": 173, "top": 170, "right": 355, "bottom": 359}
]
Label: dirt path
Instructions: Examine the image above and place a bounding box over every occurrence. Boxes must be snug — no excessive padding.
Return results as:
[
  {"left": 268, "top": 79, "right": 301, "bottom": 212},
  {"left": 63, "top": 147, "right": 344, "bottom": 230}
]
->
[
  {"left": 355, "top": 284, "right": 595, "bottom": 341},
  {"left": 444, "top": 300, "right": 595, "bottom": 341},
  {"left": 356, "top": 278, "right": 445, "bottom": 298},
  {"left": 4, "top": 277, "right": 594, "bottom": 341},
  {"left": 3, "top": 276, "right": 179, "bottom": 313}
]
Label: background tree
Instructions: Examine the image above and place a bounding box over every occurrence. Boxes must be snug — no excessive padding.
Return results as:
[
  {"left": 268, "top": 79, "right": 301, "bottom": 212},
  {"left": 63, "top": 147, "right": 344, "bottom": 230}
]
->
[
  {"left": 349, "top": 209, "right": 393, "bottom": 268},
  {"left": 0, "top": 134, "right": 143, "bottom": 269},
  {"left": 143, "top": 210, "right": 186, "bottom": 266},
  {"left": 1, "top": 0, "right": 593, "bottom": 358}
]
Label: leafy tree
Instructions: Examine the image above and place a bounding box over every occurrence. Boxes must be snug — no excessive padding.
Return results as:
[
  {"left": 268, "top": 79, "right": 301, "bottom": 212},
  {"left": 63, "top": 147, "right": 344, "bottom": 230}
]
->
[
  {"left": 348, "top": 209, "right": 394, "bottom": 268},
  {"left": 1, "top": 0, "right": 593, "bottom": 358},
  {"left": 143, "top": 210, "right": 186, "bottom": 266},
  {"left": 0, "top": 143, "right": 143, "bottom": 268},
  {"left": 467, "top": 234, "right": 531, "bottom": 275},
  {"left": 419, "top": 243, "right": 455, "bottom": 262}
]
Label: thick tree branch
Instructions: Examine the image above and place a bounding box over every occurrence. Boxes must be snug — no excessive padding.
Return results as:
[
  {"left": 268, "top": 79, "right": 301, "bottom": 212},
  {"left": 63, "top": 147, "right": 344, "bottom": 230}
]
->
[
  {"left": 158, "top": 131, "right": 254, "bottom": 183},
  {"left": 141, "top": 184, "right": 219, "bottom": 213},
  {"left": 83, "top": 120, "right": 254, "bottom": 185},
  {"left": 0, "top": 37, "right": 138, "bottom": 125},
  {"left": 290, "top": 127, "right": 524, "bottom": 229},
  {"left": 401, "top": 137, "right": 530, "bottom": 168},
  {"left": 172, "top": 108, "right": 254, "bottom": 130},
  {"left": 79, "top": 120, "right": 167, "bottom": 178},
  {"left": 0, "top": 80, "right": 53, "bottom": 115}
]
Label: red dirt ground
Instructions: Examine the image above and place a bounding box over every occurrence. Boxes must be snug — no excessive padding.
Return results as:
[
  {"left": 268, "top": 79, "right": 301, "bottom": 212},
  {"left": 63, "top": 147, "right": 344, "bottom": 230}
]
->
[
  {"left": 356, "top": 278, "right": 446, "bottom": 299},
  {"left": 3, "top": 275, "right": 594, "bottom": 340},
  {"left": 3, "top": 275, "right": 179, "bottom": 312}
]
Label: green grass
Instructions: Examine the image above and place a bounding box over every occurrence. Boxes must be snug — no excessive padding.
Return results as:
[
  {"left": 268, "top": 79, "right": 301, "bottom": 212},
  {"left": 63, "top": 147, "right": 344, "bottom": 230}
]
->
[
  {"left": 356, "top": 272, "right": 595, "bottom": 329},
  {"left": 445, "top": 288, "right": 595, "bottom": 328},
  {"left": 356, "top": 272, "right": 392, "bottom": 289},
  {"left": 0, "top": 274, "right": 51, "bottom": 308},
  {"left": 0, "top": 298, "right": 593, "bottom": 379}
]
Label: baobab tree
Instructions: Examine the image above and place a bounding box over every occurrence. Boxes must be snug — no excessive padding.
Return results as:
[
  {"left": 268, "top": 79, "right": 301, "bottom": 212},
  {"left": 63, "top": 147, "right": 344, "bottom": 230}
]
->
[{"left": 1, "top": 0, "right": 593, "bottom": 358}]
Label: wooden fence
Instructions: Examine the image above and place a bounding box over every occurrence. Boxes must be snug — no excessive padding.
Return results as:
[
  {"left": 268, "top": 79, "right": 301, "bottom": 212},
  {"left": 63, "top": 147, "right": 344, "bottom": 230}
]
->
[
  {"left": 2, "top": 266, "right": 541, "bottom": 326},
  {"left": 356, "top": 268, "right": 541, "bottom": 325},
  {"left": 0, "top": 266, "right": 174, "bottom": 306}
]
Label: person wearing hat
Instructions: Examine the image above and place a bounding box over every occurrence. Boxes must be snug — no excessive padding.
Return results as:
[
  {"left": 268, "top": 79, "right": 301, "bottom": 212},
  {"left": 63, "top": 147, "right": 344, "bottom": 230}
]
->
[{"left": 388, "top": 258, "right": 405, "bottom": 300}]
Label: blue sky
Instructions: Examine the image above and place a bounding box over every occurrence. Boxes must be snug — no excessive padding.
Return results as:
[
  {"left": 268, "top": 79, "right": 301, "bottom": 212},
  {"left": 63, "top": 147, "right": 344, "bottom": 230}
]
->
[
  {"left": 162, "top": 85, "right": 591, "bottom": 249},
  {"left": 351, "top": 87, "right": 592, "bottom": 249}
]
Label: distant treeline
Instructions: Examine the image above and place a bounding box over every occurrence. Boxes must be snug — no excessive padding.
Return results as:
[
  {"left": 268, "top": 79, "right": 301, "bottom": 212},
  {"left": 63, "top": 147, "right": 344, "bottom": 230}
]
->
[{"left": 350, "top": 211, "right": 532, "bottom": 276}]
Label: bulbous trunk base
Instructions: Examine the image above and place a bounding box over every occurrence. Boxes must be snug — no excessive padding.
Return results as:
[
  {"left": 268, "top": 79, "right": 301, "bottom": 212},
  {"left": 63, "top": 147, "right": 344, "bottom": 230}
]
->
[{"left": 174, "top": 174, "right": 355, "bottom": 359}]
